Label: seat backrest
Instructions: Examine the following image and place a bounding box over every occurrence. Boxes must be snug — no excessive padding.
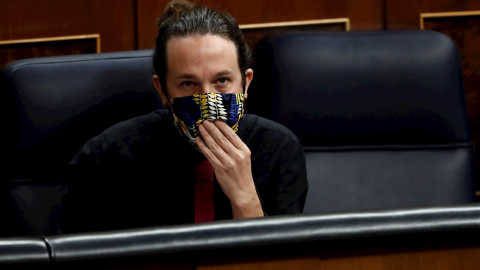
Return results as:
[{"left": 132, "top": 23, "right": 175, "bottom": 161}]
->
[
  {"left": 247, "top": 30, "right": 475, "bottom": 214},
  {"left": 0, "top": 50, "right": 164, "bottom": 236}
]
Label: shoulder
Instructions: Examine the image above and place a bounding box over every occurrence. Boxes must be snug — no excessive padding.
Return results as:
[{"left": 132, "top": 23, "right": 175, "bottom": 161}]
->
[
  {"left": 71, "top": 110, "right": 171, "bottom": 163},
  {"left": 243, "top": 114, "right": 300, "bottom": 143},
  {"left": 242, "top": 114, "right": 302, "bottom": 150},
  {"left": 100, "top": 110, "right": 170, "bottom": 140}
]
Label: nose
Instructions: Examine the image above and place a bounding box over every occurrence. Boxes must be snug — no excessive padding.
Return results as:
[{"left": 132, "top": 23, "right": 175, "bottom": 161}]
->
[{"left": 199, "top": 84, "right": 214, "bottom": 94}]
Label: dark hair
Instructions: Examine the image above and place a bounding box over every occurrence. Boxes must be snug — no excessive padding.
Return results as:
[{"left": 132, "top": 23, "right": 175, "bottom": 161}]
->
[{"left": 152, "top": 0, "right": 253, "bottom": 96}]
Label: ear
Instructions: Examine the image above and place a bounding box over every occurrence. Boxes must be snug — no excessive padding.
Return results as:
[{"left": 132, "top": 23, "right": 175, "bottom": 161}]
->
[
  {"left": 243, "top": 68, "right": 254, "bottom": 99},
  {"left": 153, "top": 75, "right": 169, "bottom": 106}
]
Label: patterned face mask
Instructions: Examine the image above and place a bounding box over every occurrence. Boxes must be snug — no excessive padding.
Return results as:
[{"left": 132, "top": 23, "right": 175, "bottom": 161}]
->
[{"left": 170, "top": 93, "right": 245, "bottom": 148}]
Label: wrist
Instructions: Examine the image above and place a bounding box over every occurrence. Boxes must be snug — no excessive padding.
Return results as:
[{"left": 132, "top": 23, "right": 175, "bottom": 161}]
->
[{"left": 230, "top": 191, "right": 264, "bottom": 219}]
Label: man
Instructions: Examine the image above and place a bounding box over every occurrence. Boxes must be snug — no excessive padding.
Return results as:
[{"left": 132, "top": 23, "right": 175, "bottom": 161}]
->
[{"left": 60, "top": 0, "right": 307, "bottom": 233}]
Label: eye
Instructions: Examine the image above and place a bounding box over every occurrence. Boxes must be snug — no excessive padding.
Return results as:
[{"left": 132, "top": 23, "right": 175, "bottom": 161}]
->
[
  {"left": 217, "top": 77, "right": 228, "bottom": 84},
  {"left": 181, "top": 81, "right": 194, "bottom": 87}
]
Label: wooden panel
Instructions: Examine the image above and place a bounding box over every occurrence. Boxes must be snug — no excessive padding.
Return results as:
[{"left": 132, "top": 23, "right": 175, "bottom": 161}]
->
[
  {"left": 346, "top": 0, "right": 385, "bottom": 30},
  {"left": 385, "top": 0, "right": 480, "bottom": 29},
  {"left": 197, "top": 257, "right": 318, "bottom": 270},
  {"left": 317, "top": 246, "right": 480, "bottom": 270},
  {"left": 0, "top": 34, "right": 100, "bottom": 69},
  {"left": 420, "top": 11, "right": 480, "bottom": 196},
  {"left": 240, "top": 19, "right": 349, "bottom": 51},
  {"left": 112, "top": 264, "right": 196, "bottom": 270},
  {"left": 136, "top": 0, "right": 169, "bottom": 50},
  {"left": 136, "top": 0, "right": 384, "bottom": 50},
  {"left": 196, "top": 246, "right": 480, "bottom": 270},
  {"left": 90, "top": 0, "right": 137, "bottom": 52},
  {"left": 0, "top": 0, "right": 136, "bottom": 63}
]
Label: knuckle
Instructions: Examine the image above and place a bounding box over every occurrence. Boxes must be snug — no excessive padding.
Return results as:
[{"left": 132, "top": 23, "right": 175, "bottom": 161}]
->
[
  {"left": 225, "top": 159, "right": 235, "bottom": 169},
  {"left": 226, "top": 132, "right": 236, "bottom": 141},
  {"left": 233, "top": 152, "right": 244, "bottom": 163},
  {"left": 209, "top": 142, "right": 220, "bottom": 152},
  {"left": 217, "top": 135, "right": 228, "bottom": 145}
]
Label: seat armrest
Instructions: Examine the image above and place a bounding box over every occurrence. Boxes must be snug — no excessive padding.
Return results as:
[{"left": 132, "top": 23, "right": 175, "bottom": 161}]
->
[{"left": 45, "top": 203, "right": 480, "bottom": 267}]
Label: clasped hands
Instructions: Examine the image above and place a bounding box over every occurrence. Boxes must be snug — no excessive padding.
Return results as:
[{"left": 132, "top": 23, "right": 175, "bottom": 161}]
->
[{"left": 195, "top": 119, "right": 263, "bottom": 219}]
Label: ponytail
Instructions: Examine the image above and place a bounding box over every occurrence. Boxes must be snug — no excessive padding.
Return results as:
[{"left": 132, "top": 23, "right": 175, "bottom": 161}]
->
[{"left": 156, "top": 0, "right": 195, "bottom": 28}]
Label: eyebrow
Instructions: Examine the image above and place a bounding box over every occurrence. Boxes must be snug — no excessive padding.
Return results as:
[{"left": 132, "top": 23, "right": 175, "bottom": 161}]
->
[
  {"left": 215, "top": 70, "right": 235, "bottom": 77},
  {"left": 174, "top": 70, "right": 235, "bottom": 80},
  {"left": 174, "top": 74, "right": 196, "bottom": 80}
]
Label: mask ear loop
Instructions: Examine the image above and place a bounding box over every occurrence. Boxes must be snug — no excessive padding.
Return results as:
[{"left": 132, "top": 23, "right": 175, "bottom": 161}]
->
[
  {"left": 241, "top": 73, "right": 248, "bottom": 112},
  {"left": 162, "top": 85, "right": 175, "bottom": 113},
  {"left": 242, "top": 74, "right": 246, "bottom": 95}
]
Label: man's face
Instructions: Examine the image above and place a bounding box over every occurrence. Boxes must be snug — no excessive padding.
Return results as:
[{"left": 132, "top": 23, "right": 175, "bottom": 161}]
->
[{"left": 154, "top": 34, "right": 253, "bottom": 103}]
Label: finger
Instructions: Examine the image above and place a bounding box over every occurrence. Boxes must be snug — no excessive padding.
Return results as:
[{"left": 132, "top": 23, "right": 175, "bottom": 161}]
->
[
  {"left": 201, "top": 120, "right": 236, "bottom": 153},
  {"left": 213, "top": 120, "right": 249, "bottom": 151},
  {"left": 195, "top": 135, "right": 221, "bottom": 165},
  {"left": 198, "top": 122, "right": 231, "bottom": 161}
]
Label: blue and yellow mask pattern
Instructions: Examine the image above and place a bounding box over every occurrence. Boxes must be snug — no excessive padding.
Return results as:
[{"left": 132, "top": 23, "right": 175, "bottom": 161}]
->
[{"left": 170, "top": 93, "right": 245, "bottom": 148}]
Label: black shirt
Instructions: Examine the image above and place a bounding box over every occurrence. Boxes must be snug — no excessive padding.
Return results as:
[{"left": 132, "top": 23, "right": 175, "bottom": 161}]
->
[{"left": 61, "top": 110, "right": 308, "bottom": 233}]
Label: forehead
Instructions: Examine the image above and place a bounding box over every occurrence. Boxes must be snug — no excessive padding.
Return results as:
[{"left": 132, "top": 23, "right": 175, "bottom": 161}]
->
[{"left": 165, "top": 34, "right": 239, "bottom": 72}]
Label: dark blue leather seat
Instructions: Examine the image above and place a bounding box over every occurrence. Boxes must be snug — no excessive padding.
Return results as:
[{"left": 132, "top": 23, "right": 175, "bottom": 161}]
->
[
  {"left": 0, "top": 50, "right": 164, "bottom": 236},
  {"left": 247, "top": 30, "right": 475, "bottom": 213}
]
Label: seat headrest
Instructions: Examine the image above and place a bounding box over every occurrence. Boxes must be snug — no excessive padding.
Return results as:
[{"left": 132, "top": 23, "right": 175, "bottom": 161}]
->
[
  {"left": 247, "top": 30, "right": 471, "bottom": 147},
  {"left": 1, "top": 50, "right": 165, "bottom": 178}
]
